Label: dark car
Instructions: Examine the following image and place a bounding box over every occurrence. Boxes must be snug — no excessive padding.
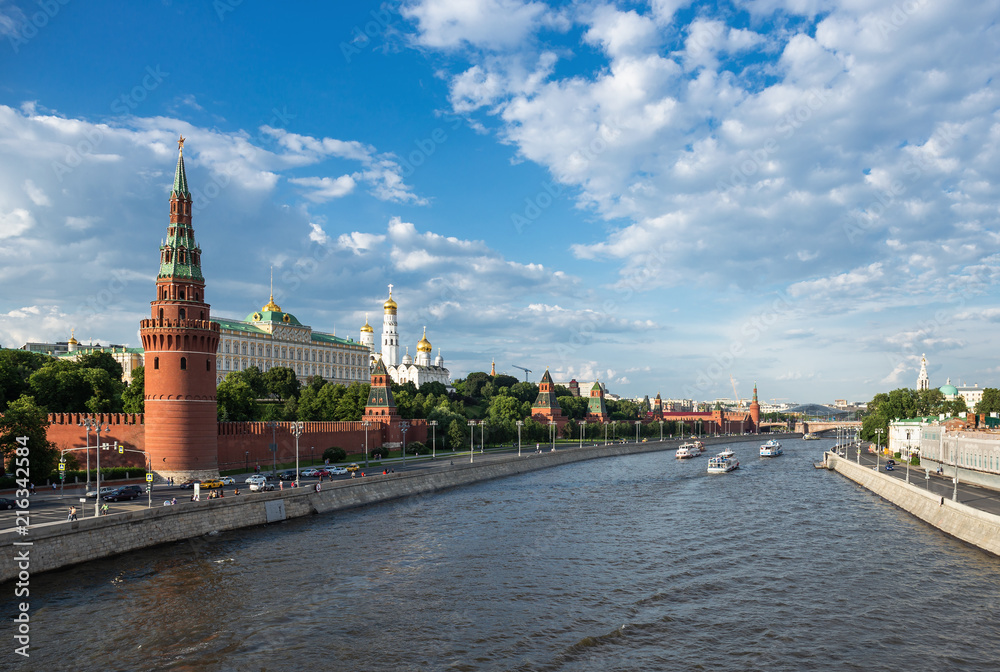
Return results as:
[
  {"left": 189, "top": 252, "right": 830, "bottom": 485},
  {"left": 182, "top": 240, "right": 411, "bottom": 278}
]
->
[
  {"left": 118, "top": 485, "right": 145, "bottom": 498},
  {"left": 278, "top": 471, "right": 297, "bottom": 481},
  {"left": 178, "top": 480, "right": 199, "bottom": 489},
  {"left": 0, "top": 497, "right": 16, "bottom": 510},
  {"left": 103, "top": 488, "right": 138, "bottom": 502}
]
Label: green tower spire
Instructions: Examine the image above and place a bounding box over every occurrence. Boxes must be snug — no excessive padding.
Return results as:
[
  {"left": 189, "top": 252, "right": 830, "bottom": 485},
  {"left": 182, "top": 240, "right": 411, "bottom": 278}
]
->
[{"left": 172, "top": 135, "right": 190, "bottom": 196}]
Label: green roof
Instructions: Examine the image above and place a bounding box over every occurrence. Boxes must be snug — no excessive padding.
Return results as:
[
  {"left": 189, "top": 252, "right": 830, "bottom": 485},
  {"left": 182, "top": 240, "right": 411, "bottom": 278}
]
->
[
  {"left": 243, "top": 310, "right": 302, "bottom": 326},
  {"left": 311, "top": 332, "right": 363, "bottom": 348},
  {"left": 172, "top": 148, "right": 189, "bottom": 196},
  {"left": 214, "top": 317, "right": 268, "bottom": 334}
]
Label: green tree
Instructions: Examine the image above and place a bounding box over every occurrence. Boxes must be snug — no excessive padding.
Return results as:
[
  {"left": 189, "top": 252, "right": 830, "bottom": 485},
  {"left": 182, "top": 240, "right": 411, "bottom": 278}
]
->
[
  {"left": 297, "top": 386, "right": 324, "bottom": 420},
  {"left": 29, "top": 361, "right": 93, "bottom": 412},
  {"left": 323, "top": 447, "right": 347, "bottom": 462},
  {"left": 121, "top": 366, "right": 145, "bottom": 414},
  {"left": 0, "top": 395, "right": 57, "bottom": 481},
  {"left": 81, "top": 367, "right": 125, "bottom": 413},
  {"left": 217, "top": 377, "right": 257, "bottom": 421},
  {"left": 488, "top": 395, "right": 523, "bottom": 424},
  {"left": 557, "top": 395, "right": 587, "bottom": 420},
  {"left": 446, "top": 418, "right": 468, "bottom": 451},
  {"left": 231, "top": 366, "right": 268, "bottom": 399},
  {"left": 976, "top": 388, "right": 1000, "bottom": 415},
  {"left": 76, "top": 351, "right": 124, "bottom": 382},
  {"left": 264, "top": 366, "right": 300, "bottom": 401},
  {"left": 0, "top": 349, "right": 49, "bottom": 411}
]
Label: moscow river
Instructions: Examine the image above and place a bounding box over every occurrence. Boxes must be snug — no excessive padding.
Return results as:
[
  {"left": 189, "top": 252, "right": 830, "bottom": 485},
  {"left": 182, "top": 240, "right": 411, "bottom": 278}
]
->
[{"left": 5, "top": 437, "right": 1000, "bottom": 671}]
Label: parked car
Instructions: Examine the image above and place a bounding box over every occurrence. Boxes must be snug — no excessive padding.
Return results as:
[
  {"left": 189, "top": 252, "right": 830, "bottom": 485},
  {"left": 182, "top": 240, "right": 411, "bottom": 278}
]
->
[
  {"left": 245, "top": 475, "right": 267, "bottom": 487},
  {"left": 278, "top": 470, "right": 297, "bottom": 481},
  {"left": 178, "top": 480, "right": 199, "bottom": 489},
  {"left": 314, "top": 469, "right": 331, "bottom": 478},
  {"left": 103, "top": 488, "right": 138, "bottom": 502},
  {"left": 220, "top": 477, "right": 236, "bottom": 485},
  {"left": 118, "top": 485, "right": 145, "bottom": 498},
  {"left": 0, "top": 498, "right": 16, "bottom": 510},
  {"left": 249, "top": 482, "right": 275, "bottom": 492},
  {"left": 328, "top": 466, "right": 348, "bottom": 476},
  {"left": 86, "top": 486, "right": 118, "bottom": 499},
  {"left": 200, "top": 479, "right": 224, "bottom": 489},
  {"left": 300, "top": 468, "right": 320, "bottom": 478}
]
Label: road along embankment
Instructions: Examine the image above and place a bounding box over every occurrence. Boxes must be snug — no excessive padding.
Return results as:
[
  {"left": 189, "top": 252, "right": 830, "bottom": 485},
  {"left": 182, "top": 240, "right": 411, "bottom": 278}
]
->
[
  {"left": 0, "top": 435, "right": 775, "bottom": 583},
  {"left": 825, "top": 452, "right": 1000, "bottom": 557}
]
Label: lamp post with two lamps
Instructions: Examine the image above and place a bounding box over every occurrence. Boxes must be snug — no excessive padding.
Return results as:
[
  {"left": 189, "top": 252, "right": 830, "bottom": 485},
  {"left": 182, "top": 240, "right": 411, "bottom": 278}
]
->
[
  {"left": 516, "top": 420, "right": 523, "bottom": 456},
  {"left": 290, "top": 421, "right": 304, "bottom": 486},
  {"left": 634, "top": 420, "right": 641, "bottom": 444},
  {"left": 428, "top": 420, "right": 437, "bottom": 459},
  {"left": 549, "top": 421, "right": 556, "bottom": 451},
  {"left": 468, "top": 420, "right": 476, "bottom": 463},
  {"left": 79, "top": 418, "right": 110, "bottom": 518}
]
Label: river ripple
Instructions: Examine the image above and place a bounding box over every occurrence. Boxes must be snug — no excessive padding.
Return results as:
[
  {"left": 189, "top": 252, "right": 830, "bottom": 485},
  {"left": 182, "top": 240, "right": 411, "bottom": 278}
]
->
[{"left": 5, "top": 438, "right": 1000, "bottom": 671}]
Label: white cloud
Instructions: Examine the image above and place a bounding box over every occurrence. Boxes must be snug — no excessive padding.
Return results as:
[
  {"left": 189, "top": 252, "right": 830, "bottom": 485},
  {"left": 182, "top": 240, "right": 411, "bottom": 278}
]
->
[
  {"left": 23, "top": 179, "right": 50, "bottom": 206},
  {"left": 0, "top": 208, "right": 34, "bottom": 239},
  {"left": 403, "top": 0, "right": 552, "bottom": 50},
  {"left": 288, "top": 175, "right": 357, "bottom": 202},
  {"left": 65, "top": 215, "right": 99, "bottom": 230}
]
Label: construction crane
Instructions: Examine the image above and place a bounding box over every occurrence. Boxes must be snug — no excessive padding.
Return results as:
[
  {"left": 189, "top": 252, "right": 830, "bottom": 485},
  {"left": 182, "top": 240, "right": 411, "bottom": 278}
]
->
[
  {"left": 511, "top": 365, "right": 532, "bottom": 382},
  {"left": 730, "top": 374, "right": 744, "bottom": 408}
]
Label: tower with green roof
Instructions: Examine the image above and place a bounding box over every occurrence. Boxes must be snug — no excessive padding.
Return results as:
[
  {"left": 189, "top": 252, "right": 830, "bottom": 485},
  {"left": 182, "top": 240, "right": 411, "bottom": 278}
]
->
[
  {"left": 531, "top": 368, "right": 567, "bottom": 427},
  {"left": 586, "top": 381, "right": 608, "bottom": 423},
  {"left": 139, "top": 137, "right": 221, "bottom": 481}
]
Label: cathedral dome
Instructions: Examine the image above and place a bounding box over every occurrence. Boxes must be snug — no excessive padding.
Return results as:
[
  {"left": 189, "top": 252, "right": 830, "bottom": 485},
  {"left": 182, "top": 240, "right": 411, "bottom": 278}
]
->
[
  {"left": 417, "top": 327, "right": 432, "bottom": 353},
  {"left": 361, "top": 316, "right": 374, "bottom": 333},
  {"left": 383, "top": 290, "right": 397, "bottom": 314},
  {"left": 940, "top": 379, "right": 958, "bottom": 398},
  {"left": 402, "top": 347, "right": 413, "bottom": 365}
]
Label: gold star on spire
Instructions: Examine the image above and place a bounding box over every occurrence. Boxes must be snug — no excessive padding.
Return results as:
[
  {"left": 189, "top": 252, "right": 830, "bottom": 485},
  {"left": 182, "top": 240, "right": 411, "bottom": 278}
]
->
[{"left": 178, "top": 135, "right": 186, "bottom": 151}]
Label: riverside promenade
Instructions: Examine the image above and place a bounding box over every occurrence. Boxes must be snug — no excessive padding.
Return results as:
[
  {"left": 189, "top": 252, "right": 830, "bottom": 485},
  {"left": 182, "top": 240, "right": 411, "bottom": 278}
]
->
[
  {"left": 0, "top": 434, "right": 776, "bottom": 583},
  {"left": 825, "top": 445, "right": 1000, "bottom": 557}
]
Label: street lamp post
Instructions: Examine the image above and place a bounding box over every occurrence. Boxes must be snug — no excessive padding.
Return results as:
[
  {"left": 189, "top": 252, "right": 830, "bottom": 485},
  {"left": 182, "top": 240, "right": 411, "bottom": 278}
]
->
[
  {"left": 265, "top": 421, "right": 278, "bottom": 478},
  {"left": 468, "top": 419, "right": 476, "bottom": 463},
  {"left": 79, "top": 419, "right": 109, "bottom": 517},
  {"left": 634, "top": 420, "right": 641, "bottom": 444},
  {"left": 77, "top": 421, "right": 93, "bottom": 489},
  {"left": 428, "top": 420, "right": 438, "bottom": 460},
  {"left": 244, "top": 450, "right": 249, "bottom": 475},
  {"left": 479, "top": 420, "right": 485, "bottom": 453},
  {"left": 659, "top": 420, "right": 664, "bottom": 442},
  {"left": 291, "top": 421, "right": 304, "bottom": 487},
  {"left": 549, "top": 421, "right": 556, "bottom": 451},
  {"left": 603, "top": 421, "right": 608, "bottom": 446},
  {"left": 400, "top": 421, "right": 409, "bottom": 465},
  {"left": 516, "top": 420, "right": 523, "bottom": 456},
  {"left": 953, "top": 442, "right": 959, "bottom": 502},
  {"left": 363, "top": 421, "right": 370, "bottom": 468},
  {"left": 310, "top": 446, "right": 314, "bottom": 466},
  {"left": 579, "top": 421, "right": 584, "bottom": 448}
]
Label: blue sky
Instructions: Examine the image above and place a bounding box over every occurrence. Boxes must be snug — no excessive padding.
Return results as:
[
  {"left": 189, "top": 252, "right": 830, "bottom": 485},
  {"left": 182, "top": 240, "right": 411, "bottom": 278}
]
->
[{"left": 1, "top": 0, "right": 999, "bottom": 405}]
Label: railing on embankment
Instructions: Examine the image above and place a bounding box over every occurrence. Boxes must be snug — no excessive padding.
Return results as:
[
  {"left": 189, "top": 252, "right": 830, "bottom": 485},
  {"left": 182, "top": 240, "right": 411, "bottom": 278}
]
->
[
  {"left": 824, "top": 452, "right": 1000, "bottom": 557},
  {"left": 0, "top": 434, "right": 775, "bottom": 584}
]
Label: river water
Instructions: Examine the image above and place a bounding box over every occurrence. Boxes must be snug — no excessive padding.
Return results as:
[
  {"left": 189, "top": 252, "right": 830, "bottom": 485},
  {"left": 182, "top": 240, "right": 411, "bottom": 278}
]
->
[{"left": 5, "top": 437, "right": 1000, "bottom": 671}]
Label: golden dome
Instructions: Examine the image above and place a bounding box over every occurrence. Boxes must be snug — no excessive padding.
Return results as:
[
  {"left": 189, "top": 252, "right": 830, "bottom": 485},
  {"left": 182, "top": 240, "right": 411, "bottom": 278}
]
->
[
  {"left": 68, "top": 328, "right": 78, "bottom": 345},
  {"left": 361, "top": 313, "right": 374, "bottom": 333},
  {"left": 262, "top": 292, "right": 282, "bottom": 313},
  {"left": 417, "top": 326, "right": 432, "bottom": 353},
  {"left": 383, "top": 284, "right": 397, "bottom": 313}
]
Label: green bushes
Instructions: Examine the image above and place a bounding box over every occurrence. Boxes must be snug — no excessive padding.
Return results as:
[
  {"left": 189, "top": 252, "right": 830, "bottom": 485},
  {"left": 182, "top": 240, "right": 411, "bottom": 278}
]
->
[{"left": 323, "top": 447, "right": 347, "bottom": 463}]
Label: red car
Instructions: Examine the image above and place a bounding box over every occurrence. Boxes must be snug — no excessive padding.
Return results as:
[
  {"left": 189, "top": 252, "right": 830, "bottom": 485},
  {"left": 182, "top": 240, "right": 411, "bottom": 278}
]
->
[{"left": 314, "top": 469, "right": 331, "bottom": 478}]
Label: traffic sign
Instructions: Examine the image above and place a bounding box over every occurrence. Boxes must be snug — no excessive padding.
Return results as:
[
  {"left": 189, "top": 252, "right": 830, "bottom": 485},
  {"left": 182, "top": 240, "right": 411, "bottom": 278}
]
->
[
  {"left": 58, "top": 463, "right": 66, "bottom": 471},
  {"left": 145, "top": 473, "right": 153, "bottom": 482}
]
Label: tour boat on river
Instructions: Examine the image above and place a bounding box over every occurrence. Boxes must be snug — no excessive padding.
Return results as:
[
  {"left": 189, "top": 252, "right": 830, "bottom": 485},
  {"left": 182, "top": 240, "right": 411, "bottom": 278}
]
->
[
  {"left": 759, "top": 439, "right": 783, "bottom": 457},
  {"left": 676, "top": 444, "right": 700, "bottom": 459},
  {"left": 707, "top": 453, "right": 739, "bottom": 473}
]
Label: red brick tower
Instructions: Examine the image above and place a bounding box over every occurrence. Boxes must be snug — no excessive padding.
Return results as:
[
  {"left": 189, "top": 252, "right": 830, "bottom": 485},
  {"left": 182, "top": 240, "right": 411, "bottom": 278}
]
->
[
  {"left": 364, "top": 356, "right": 400, "bottom": 422},
  {"left": 585, "top": 381, "right": 608, "bottom": 423},
  {"left": 140, "top": 138, "right": 221, "bottom": 480},
  {"left": 652, "top": 392, "right": 664, "bottom": 419},
  {"left": 749, "top": 382, "right": 761, "bottom": 433},
  {"left": 531, "top": 368, "right": 567, "bottom": 427}
]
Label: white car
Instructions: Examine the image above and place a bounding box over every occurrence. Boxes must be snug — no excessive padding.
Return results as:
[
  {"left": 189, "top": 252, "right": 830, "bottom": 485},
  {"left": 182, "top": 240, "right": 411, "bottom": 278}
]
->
[
  {"left": 328, "top": 466, "right": 348, "bottom": 475},
  {"left": 220, "top": 476, "right": 236, "bottom": 485},
  {"left": 300, "top": 468, "right": 320, "bottom": 477},
  {"left": 249, "top": 481, "right": 274, "bottom": 492},
  {"left": 85, "top": 486, "right": 118, "bottom": 499},
  {"left": 245, "top": 475, "right": 267, "bottom": 486}
]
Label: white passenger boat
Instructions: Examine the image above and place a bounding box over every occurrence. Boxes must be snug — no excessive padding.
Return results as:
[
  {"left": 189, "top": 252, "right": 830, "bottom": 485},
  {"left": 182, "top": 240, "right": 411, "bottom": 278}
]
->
[
  {"left": 693, "top": 440, "right": 706, "bottom": 452},
  {"left": 707, "top": 454, "right": 739, "bottom": 473},
  {"left": 759, "top": 439, "right": 783, "bottom": 457},
  {"left": 717, "top": 448, "right": 735, "bottom": 459},
  {"left": 676, "top": 444, "right": 699, "bottom": 459}
]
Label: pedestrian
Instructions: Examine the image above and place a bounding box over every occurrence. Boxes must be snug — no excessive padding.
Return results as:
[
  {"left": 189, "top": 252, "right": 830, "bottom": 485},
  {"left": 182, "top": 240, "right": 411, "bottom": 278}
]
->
[
  {"left": 29, "top": 482, "right": 35, "bottom": 494},
  {"left": 101, "top": 503, "right": 109, "bottom": 516},
  {"left": 68, "top": 505, "right": 77, "bottom": 521},
  {"left": 52, "top": 483, "right": 57, "bottom": 491},
  {"left": 171, "top": 497, "right": 176, "bottom": 505},
  {"left": 280, "top": 481, "right": 283, "bottom": 490}
]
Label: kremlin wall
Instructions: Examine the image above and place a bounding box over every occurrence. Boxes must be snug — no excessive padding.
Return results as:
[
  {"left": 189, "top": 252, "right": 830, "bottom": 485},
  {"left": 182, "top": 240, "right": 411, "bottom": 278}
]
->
[{"left": 32, "top": 141, "right": 759, "bottom": 481}]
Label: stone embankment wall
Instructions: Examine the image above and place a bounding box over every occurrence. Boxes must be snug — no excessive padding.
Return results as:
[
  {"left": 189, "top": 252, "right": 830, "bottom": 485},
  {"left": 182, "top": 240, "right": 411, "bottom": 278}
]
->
[
  {"left": 0, "top": 435, "right": 770, "bottom": 583},
  {"left": 826, "top": 452, "right": 1000, "bottom": 557}
]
